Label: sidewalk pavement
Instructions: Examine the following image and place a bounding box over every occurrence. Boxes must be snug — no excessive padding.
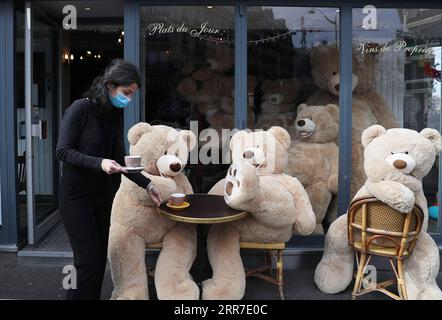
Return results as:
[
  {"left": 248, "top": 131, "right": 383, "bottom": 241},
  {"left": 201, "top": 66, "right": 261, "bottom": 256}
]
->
[{"left": 1, "top": 252, "right": 440, "bottom": 300}]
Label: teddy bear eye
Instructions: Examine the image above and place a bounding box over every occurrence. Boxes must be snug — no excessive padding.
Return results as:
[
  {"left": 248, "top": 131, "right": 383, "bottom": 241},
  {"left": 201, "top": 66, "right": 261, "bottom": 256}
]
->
[
  {"left": 332, "top": 71, "right": 337, "bottom": 75},
  {"left": 164, "top": 150, "right": 167, "bottom": 155},
  {"left": 391, "top": 152, "right": 394, "bottom": 155},
  {"left": 405, "top": 151, "right": 409, "bottom": 154}
]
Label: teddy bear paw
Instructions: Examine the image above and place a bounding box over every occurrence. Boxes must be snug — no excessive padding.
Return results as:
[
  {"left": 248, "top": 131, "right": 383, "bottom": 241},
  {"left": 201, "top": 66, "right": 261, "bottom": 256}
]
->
[
  {"left": 201, "top": 278, "right": 244, "bottom": 300},
  {"left": 157, "top": 278, "right": 200, "bottom": 300},
  {"left": 224, "top": 161, "right": 258, "bottom": 208}
]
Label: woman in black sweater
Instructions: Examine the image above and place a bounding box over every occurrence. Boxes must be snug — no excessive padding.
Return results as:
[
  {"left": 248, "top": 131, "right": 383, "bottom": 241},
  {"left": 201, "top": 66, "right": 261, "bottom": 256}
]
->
[{"left": 56, "top": 59, "right": 161, "bottom": 300}]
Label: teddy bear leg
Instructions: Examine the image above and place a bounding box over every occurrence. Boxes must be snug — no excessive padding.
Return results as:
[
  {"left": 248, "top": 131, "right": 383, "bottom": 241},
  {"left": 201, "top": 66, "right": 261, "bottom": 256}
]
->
[
  {"left": 306, "top": 183, "right": 332, "bottom": 235},
  {"left": 154, "top": 223, "right": 200, "bottom": 300},
  {"left": 108, "top": 223, "right": 149, "bottom": 300},
  {"left": 403, "top": 232, "right": 442, "bottom": 300},
  {"left": 202, "top": 224, "right": 245, "bottom": 300},
  {"left": 314, "top": 214, "right": 354, "bottom": 294}
]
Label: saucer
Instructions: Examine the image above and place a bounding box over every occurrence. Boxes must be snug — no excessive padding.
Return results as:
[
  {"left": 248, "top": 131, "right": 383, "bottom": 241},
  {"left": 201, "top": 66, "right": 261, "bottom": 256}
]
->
[
  {"left": 123, "top": 166, "right": 144, "bottom": 173},
  {"left": 166, "top": 201, "right": 190, "bottom": 210}
]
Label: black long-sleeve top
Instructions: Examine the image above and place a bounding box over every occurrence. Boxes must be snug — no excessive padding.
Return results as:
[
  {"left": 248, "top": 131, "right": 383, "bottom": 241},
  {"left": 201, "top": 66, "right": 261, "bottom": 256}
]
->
[{"left": 56, "top": 98, "right": 150, "bottom": 193}]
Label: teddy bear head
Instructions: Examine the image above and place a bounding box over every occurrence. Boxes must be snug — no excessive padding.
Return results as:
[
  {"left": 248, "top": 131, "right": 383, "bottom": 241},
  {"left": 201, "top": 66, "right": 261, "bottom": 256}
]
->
[
  {"left": 261, "top": 77, "right": 299, "bottom": 105},
  {"left": 206, "top": 45, "right": 235, "bottom": 73},
  {"left": 127, "top": 123, "right": 196, "bottom": 177},
  {"left": 310, "top": 44, "right": 377, "bottom": 96},
  {"left": 293, "top": 103, "right": 339, "bottom": 143},
  {"left": 361, "top": 125, "right": 442, "bottom": 182},
  {"left": 229, "top": 126, "right": 291, "bottom": 174}
]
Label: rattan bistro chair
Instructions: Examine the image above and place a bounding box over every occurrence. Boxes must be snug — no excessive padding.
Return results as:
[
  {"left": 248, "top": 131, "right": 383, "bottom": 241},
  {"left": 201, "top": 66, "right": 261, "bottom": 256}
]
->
[
  {"left": 348, "top": 196, "right": 424, "bottom": 300},
  {"left": 146, "top": 241, "right": 286, "bottom": 300},
  {"left": 240, "top": 241, "right": 286, "bottom": 300}
]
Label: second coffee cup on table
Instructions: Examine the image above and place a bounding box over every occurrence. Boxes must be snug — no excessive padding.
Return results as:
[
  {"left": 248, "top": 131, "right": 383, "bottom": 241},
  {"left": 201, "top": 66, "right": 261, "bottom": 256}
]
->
[{"left": 124, "top": 155, "right": 141, "bottom": 168}]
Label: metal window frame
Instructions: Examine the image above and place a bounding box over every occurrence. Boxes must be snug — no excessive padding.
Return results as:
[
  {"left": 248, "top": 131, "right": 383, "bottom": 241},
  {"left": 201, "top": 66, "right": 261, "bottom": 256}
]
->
[
  {"left": 126, "top": 0, "right": 442, "bottom": 247},
  {"left": 0, "top": 0, "right": 19, "bottom": 248}
]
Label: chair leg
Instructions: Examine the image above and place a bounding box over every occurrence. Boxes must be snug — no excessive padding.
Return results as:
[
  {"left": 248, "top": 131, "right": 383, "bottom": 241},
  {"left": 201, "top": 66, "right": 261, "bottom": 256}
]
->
[
  {"left": 397, "top": 260, "right": 408, "bottom": 300},
  {"left": 277, "top": 250, "right": 284, "bottom": 300},
  {"left": 352, "top": 253, "right": 368, "bottom": 299}
]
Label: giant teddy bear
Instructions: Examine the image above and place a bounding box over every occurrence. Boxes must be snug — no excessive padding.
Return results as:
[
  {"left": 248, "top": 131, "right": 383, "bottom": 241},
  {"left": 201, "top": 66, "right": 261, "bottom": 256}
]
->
[
  {"left": 205, "top": 126, "right": 316, "bottom": 299},
  {"left": 307, "top": 44, "right": 399, "bottom": 196},
  {"left": 285, "top": 104, "right": 339, "bottom": 234},
  {"left": 108, "top": 123, "right": 199, "bottom": 300},
  {"left": 315, "top": 125, "right": 442, "bottom": 299}
]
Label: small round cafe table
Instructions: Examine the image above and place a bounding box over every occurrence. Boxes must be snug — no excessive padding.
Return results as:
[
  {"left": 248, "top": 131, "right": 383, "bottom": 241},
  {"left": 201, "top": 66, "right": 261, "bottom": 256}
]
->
[{"left": 158, "top": 194, "right": 248, "bottom": 283}]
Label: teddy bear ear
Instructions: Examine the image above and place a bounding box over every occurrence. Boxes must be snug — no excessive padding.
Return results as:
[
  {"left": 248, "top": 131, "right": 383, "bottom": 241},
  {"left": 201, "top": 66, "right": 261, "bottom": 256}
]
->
[
  {"left": 325, "top": 104, "right": 339, "bottom": 122},
  {"left": 361, "top": 125, "right": 386, "bottom": 148},
  {"left": 229, "top": 130, "right": 249, "bottom": 151},
  {"left": 420, "top": 128, "right": 442, "bottom": 153},
  {"left": 297, "top": 103, "right": 308, "bottom": 115},
  {"left": 127, "top": 122, "right": 151, "bottom": 145},
  {"left": 269, "top": 126, "right": 291, "bottom": 150},
  {"left": 178, "top": 130, "right": 197, "bottom": 151}
]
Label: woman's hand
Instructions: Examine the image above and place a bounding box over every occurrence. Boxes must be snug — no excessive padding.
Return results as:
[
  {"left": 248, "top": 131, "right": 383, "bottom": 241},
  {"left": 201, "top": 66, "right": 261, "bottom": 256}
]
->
[
  {"left": 147, "top": 183, "right": 162, "bottom": 207},
  {"left": 101, "top": 159, "right": 127, "bottom": 175}
]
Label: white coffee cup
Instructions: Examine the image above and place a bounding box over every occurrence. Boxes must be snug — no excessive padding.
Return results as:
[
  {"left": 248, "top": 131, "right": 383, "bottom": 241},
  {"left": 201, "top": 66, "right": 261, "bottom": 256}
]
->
[
  {"left": 124, "top": 155, "right": 141, "bottom": 167},
  {"left": 170, "top": 193, "right": 186, "bottom": 206}
]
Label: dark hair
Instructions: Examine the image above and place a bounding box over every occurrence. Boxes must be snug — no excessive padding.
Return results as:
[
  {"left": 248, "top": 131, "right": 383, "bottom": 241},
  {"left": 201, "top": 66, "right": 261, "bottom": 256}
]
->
[{"left": 84, "top": 59, "right": 141, "bottom": 116}]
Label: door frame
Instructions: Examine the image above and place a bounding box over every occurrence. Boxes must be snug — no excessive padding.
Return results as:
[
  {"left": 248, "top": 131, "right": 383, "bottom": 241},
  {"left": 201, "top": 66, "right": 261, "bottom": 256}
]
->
[{"left": 24, "top": 1, "right": 61, "bottom": 245}]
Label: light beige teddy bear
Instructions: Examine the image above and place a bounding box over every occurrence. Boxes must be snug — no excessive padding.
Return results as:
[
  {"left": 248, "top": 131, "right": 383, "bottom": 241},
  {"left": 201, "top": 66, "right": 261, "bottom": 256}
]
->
[
  {"left": 205, "top": 126, "right": 316, "bottom": 299},
  {"left": 285, "top": 104, "right": 339, "bottom": 234},
  {"left": 307, "top": 45, "right": 399, "bottom": 196},
  {"left": 108, "top": 123, "right": 198, "bottom": 300},
  {"left": 315, "top": 125, "right": 442, "bottom": 300}
]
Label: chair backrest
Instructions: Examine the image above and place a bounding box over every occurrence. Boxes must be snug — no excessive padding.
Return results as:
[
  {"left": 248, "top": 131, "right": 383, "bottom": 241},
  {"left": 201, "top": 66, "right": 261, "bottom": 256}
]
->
[
  {"left": 348, "top": 196, "right": 424, "bottom": 258},
  {"left": 17, "top": 151, "right": 26, "bottom": 193}
]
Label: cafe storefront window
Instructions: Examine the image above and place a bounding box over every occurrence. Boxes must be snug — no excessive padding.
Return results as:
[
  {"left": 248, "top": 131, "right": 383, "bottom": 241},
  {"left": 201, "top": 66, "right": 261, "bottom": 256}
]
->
[{"left": 129, "top": 2, "right": 442, "bottom": 245}]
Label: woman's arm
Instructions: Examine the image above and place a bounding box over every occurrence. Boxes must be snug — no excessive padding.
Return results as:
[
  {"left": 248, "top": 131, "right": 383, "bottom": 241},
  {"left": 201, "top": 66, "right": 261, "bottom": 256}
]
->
[
  {"left": 55, "top": 100, "right": 103, "bottom": 171},
  {"left": 123, "top": 172, "right": 151, "bottom": 189}
]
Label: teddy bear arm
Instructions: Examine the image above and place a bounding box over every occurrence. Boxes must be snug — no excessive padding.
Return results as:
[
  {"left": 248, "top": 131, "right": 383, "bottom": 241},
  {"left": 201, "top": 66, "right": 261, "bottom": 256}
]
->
[
  {"left": 326, "top": 147, "right": 339, "bottom": 194},
  {"left": 362, "top": 91, "right": 399, "bottom": 129},
  {"left": 173, "top": 173, "right": 194, "bottom": 195},
  {"left": 282, "top": 176, "right": 316, "bottom": 235},
  {"left": 208, "top": 178, "right": 226, "bottom": 196},
  {"left": 365, "top": 180, "right": 415, "bottom": 213},
  {"left": 144, "top": 173, "right": 178, "bottom": 201}
]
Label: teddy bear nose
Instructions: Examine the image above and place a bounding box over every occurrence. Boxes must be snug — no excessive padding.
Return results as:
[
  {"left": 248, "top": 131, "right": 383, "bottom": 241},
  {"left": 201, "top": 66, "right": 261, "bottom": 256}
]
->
[
  {"left": 297, "top": 120, "right": 305, "bottom": 127},
  {"left": 243, "top": 150, "right": 254, "bottom": 159},
  {"left": 334, "top": 84, "right": 340, "bottom": 91},
  {"left": 170, "top": 162, "right": 182, "bottom": 172},
  {"left": 393, "top": 159, "right": 407, "bottom": 169}
]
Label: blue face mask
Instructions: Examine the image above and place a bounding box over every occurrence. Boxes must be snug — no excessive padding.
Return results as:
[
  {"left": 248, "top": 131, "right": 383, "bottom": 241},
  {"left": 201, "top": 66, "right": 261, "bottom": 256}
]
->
[{"left": 109, "top": 90, "right": 132, "bottom": 109}]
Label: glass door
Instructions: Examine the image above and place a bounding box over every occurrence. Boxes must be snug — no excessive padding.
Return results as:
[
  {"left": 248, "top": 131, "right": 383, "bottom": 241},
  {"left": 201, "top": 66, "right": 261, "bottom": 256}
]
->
[{"left": 23, "top": 2, "right": 60, "bottom": 245}]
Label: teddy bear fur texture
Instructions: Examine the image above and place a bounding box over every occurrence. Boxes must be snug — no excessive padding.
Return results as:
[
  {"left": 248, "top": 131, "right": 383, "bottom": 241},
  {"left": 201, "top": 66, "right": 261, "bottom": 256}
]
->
[
  {"left": 306, "top": 45, "right": 399, "bottom": 197},
  {"left": 205, "top": 126, "right": 316, "bottom": 299},
  {"left": 285, "top": 104, "right": 339, "bottom": 234},
  {"left": 108, "top": 123, "right": 199, "bottom": 300},
  {"left": 314, "top": 125, "right": 442, "bottom": 300}
]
